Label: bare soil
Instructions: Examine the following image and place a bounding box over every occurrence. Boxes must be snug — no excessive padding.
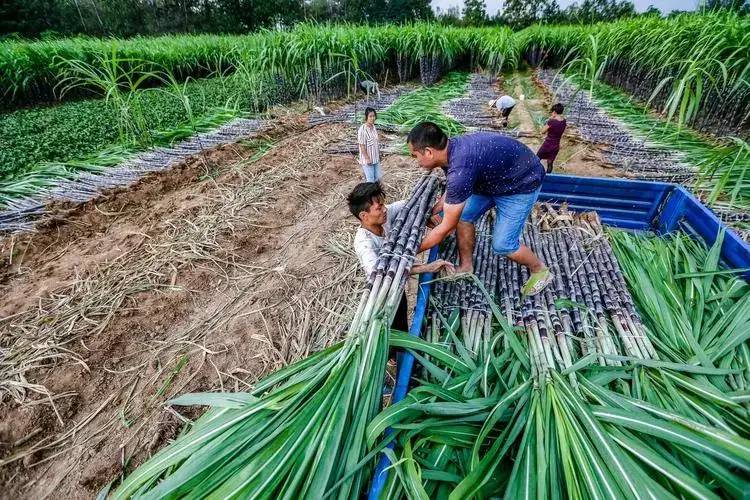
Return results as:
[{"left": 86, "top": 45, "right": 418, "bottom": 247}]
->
[{"left": 506, "top": 73, "right": 625, "bottom": 179}]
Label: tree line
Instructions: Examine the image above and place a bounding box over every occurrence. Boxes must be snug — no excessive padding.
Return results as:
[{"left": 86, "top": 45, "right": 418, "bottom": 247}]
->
[{"left": 1, "top": 0, "right": 747, "bottom": 38}]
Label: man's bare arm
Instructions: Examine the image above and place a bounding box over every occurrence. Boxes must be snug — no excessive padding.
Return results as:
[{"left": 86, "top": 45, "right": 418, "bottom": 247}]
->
[{"left": 419, "top": 201, "right": 464, "bottom": 252}]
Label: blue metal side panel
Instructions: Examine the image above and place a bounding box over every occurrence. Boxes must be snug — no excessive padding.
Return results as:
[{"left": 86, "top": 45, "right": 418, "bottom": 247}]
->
[
  {"left": 368, "top": 245, "right": 440, "bottom": 500},
  {"left": 539, "top": 174, "right": 672, "bottom": 231},
  {"left": 655, "top": 187, "right": 750, "bottom": 280}
]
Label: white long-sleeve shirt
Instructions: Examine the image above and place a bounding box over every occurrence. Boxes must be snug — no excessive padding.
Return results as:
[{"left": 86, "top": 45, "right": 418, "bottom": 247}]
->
[
  {"left": 354, "top": 200, "right": 406, "bottom": 278},
  {"left": 496, "top": 95, "right": 516, "bottom": 110}
]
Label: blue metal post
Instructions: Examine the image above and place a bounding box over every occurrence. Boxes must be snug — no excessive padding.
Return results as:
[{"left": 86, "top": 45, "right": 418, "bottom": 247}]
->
[{"left": 367, "top": 245, "right": 440, "bottom": 500}]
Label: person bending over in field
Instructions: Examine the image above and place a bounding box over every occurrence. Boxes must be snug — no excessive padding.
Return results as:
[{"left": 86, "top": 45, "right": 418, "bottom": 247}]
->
[
  {"left": 348, "top": 182, "right": 454, "bottom": 334},
  {"left": 488, "top": 94, "right": 516, "bottom": 128},
  {"left": 537, "top": 103, "right": 567, "bottom": 174},
  {"left": 407, "top": 122, "right": 553, "bottom": 296}
]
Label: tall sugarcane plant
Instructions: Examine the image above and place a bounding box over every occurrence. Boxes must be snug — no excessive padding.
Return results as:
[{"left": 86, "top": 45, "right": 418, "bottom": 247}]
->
[
  {"left": 516, "top": 12, "right": 750, "bottom": 137},
  {"left": 111, "top": 175, "right": 441, "bottom": 499}
]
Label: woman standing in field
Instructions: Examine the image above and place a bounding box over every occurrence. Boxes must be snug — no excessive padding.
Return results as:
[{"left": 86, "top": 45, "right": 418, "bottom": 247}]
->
[
  {"left": 357, "top": 107, "right": 381, "bottom": 182},
  {"left": 537, "top": 103, "right": 567, "bottom": 173}
]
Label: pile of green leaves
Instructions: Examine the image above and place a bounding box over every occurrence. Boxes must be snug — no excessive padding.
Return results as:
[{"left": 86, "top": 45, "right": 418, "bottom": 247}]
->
[
  {"left": 371, "top": 233, "right": 750, "bottom": 499},
  {"left": 113, "top": 322, "right": 390, "bottom": 499},
  {"left": 378, "top": 71, "right": 469, "bottom": 140},
  {"left": 609, "top": 230, "right": 750, "bottom": 392}
]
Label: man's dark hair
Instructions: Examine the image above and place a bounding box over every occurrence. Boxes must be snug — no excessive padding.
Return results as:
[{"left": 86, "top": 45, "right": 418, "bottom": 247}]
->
[
  {"left": 406, "top": 122, "right": 448, "bottom": 151},
  {"left": 347, "top": 182, "right": 385, "bottom": 219},
  {"left": 551, "top": 103, "right": 564, "bottom": 114},
  {"left": 364, "top": 107, "right": 377, "bottom": 120}
]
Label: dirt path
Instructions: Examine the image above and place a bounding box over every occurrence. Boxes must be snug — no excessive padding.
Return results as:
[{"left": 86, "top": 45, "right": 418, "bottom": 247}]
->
[
  {"left": 0, "top": 112, "right": 423, "bottom": 498},
  {"left": 503, "top": 72, "right": 622, "bottom": 179}
]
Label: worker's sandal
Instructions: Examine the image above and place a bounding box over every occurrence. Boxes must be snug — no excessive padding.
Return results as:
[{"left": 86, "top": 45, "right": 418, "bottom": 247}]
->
[{"left": 522, "top": 268, "right": 553, "bottom": 296}]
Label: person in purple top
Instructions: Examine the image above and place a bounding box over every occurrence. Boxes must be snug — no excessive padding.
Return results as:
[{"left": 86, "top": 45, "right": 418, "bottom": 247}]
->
[
  {"left": 537, "top": 103, "right": 567, "bottom": 173},
  {"left": 407, "top": 122, "right": 553, "bottom": 296}
]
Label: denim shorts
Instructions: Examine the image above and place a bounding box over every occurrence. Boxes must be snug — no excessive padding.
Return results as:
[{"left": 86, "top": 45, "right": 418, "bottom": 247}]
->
[{"left": 459, "top": 187, "right": 541, "bottom": 255}]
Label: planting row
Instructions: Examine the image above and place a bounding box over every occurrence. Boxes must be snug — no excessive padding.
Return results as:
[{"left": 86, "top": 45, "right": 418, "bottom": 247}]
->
[{"left": 519, "top": 12, "right": 750, "bottom": 137}]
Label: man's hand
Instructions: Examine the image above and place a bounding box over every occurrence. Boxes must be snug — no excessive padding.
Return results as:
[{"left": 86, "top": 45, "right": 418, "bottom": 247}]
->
[
  {"left": 426, "top": 259, "right": 455, "bottom": 275},
  {"left": 427, "top": 213, "right": 443, "bottom": 228},
  {"left": 419, "top": 201, "right": 465, "bottom": 252},
  {"left": 412, "top": 259, "right": 455, "bottom": 276},
  {"left": 431, "top": 194, "right": 445, "bottom": 215}
]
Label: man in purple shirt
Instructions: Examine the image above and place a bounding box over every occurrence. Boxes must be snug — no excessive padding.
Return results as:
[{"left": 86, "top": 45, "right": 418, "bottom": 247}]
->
[{"left": 407, "top": 122, "right": 552, "bottom": 296}]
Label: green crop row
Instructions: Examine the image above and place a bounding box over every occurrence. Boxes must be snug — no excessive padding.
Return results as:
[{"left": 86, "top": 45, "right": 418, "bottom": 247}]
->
[
  {"left": 0, "top": 23, "right": 518, "bottom": 108},
  {"left": 516, "top": 12, "right": 750, "bottom": 136},
  {"left": 0, "top": 74, "right": 260, "bottom": 181},
  {"left": 579, "top": 76, "right": 750, "bottom": 212},
  {"left": 2, "top": 16, "right": 749, "bottom": 208},
  {"left": 4, "top": 14, "right": 749, "bottom": 136}
]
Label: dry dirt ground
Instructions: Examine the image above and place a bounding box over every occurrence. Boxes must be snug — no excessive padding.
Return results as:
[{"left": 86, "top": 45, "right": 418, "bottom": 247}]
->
[
  {"left": 0, "top": 113, "right": 422, "bottom": 498},
  {"left": 0, "top": 74, "right": 625, "bottom": 499}
]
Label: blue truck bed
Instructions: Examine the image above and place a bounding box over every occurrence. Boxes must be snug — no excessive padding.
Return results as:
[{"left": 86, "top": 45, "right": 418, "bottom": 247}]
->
[{"left": 367, "top": 174, "right": 750, "bottom": 499}]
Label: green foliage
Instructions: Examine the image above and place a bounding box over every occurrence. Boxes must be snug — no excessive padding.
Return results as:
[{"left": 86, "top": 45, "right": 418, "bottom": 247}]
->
[
  {"left": 575, "top": 75, "right": 750, "bottom": 211},
  {"left": 373, "top": 231, "right": 750, "bottom": 499},
  {"left": 463, "top": 0, "right": 488, "bottom": 26},
  {"left": 515, "top": 12, "right": 750, "bottom": 132},
  {"left": 378, "top": 71, "right": 468, "bottom": 140},
  {"left": 0, "top": 74, "right": 249, "bottom": 182}
]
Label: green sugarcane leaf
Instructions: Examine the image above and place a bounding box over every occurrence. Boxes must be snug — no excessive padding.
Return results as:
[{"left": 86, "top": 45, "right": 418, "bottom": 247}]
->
[
  {"left": 167, "top": 392, "right": 259, "bottom": 409},
  {"left": 609, "top": 427, "right": 720, "bottom": 500},
  {"left": 390, "top": 331, "right": 471, "bottom": 374},
  {"left": 593, "top": 406, "right": 750, "bottom": 472},
  {"left": 553, "top": 372, "right": 644, "bottom": 499}
]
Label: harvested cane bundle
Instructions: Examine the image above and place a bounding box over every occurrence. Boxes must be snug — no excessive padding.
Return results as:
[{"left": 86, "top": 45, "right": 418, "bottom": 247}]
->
[
  {"left": 430, "top": 204, "right": 651, "bottom": 370},
  {"left": 112, "top": 174, "right": 440, "bottom": 499},
  {"left": 370, "top": 216, "right": 750, "bottom": 498}
]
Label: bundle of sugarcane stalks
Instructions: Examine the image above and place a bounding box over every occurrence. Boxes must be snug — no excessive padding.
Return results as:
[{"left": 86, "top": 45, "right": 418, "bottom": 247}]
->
[
  {"left": 432, "top": 204, "right": 656, "bottom": 368},
  {"left": 111, "top": 174, "right": 441, "bottom": 499},
  {"left": 370, "top": 204, "right": 750, "bottom": 499}
]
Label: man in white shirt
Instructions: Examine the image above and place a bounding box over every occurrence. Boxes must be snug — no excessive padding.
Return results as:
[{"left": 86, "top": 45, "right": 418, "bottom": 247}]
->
[
  {"left": 488, "top": 95, "right": 516, "bottom": 128},
  {"left": 348, "top": 182, "right": 454, "bottom": 333}
]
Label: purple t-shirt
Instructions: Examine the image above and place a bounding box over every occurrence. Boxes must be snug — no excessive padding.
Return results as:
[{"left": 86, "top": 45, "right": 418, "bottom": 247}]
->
[
  {"left": 545, "top": 118, "right": 567, "bottom": 146},
  {"left": 444, "top": 132, "right": 545, "bottom": 205}
]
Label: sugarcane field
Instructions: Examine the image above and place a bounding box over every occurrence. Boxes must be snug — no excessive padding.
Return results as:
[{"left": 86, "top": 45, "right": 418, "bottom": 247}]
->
[{"left": 2, "top": 4, "right": 750, "bottom": 499}]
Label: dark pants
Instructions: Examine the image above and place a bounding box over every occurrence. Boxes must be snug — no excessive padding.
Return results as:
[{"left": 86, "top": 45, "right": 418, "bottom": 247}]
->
[
  {"left": 392, "top": 292, "right": 409, "bottom": 333},
  {"left": 501, "top": 105, "right": 514, "bottom": 128},
  {"left": 537, "top": 141, "right": 560, "bottom": 173}
]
